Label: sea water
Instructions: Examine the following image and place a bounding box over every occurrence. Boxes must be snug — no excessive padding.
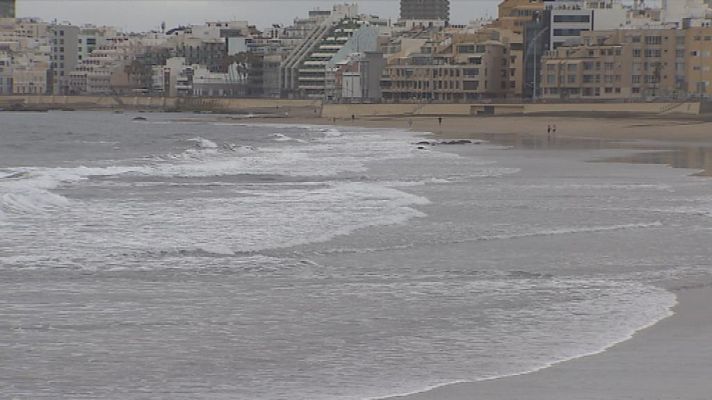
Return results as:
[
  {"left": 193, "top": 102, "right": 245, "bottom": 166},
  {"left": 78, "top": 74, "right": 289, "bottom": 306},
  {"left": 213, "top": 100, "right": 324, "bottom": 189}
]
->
[{"left": 1, "top": 111, "right": 711, "bottom": 400}]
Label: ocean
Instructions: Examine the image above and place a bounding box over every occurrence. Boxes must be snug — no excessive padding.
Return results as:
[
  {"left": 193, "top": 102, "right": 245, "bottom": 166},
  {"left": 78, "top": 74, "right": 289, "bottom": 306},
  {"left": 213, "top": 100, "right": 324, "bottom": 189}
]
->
[{"left": 1, "top": 111, "right": 711, "bottom": 400}]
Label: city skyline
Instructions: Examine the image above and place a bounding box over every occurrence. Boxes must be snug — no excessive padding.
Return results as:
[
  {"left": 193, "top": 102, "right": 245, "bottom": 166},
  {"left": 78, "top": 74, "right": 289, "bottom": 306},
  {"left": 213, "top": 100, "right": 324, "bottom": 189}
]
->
[{"left": 16, "top": 0, "right": 500, "bottom": 31}]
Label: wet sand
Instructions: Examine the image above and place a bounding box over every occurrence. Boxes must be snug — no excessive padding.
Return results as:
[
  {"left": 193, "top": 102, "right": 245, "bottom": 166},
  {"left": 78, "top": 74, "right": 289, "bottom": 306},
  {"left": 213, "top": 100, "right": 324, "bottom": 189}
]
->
[{"left": 239, "top": 114, "right": 712, "bottom": 174}]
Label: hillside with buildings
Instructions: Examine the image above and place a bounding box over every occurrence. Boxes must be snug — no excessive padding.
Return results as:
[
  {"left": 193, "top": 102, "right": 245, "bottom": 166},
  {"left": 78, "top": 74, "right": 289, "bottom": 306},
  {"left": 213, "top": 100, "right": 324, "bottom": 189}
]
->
[{"left": 1, "top": 0, "right": 712, "bottom": 103}]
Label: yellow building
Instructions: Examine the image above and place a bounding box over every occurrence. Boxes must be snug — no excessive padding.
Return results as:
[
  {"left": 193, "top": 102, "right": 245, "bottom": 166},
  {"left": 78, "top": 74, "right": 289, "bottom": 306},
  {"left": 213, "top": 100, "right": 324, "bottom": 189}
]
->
[
  {"left": 494, "top": 0, "right": 545, "bottom": 34},
  {"left": 540, "top": 29, "right": 685, "bottom": 100}
]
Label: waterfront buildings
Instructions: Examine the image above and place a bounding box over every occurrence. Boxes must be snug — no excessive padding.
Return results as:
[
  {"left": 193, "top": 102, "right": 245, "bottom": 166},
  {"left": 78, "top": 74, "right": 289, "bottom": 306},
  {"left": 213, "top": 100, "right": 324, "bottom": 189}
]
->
[
  {"left": 539, "top": 27, "right": 712, "bottom": 99},
  {"left": 684, "top": 26, "right": 712, "bottom": 96},
  {"left": 381, "top": 31, "right": 509, "bottom": 101},
  {"left": 49, "top": 24, "right": 80, "bottom": 94},
  {"left": 0, "top": 0, "right": 711, "bottom": 102}
]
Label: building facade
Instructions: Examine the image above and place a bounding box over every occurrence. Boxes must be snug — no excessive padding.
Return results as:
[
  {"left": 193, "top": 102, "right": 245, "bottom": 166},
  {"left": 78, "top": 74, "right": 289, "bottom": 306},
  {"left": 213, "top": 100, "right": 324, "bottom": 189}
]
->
[
  {"left": 684, "top": 26, "right": 712, "bottom": 96},
  {"left": 381, "top": 33, "right": 509, "bottom": 102},
  {"left": 49, "top": 24, "right": 80, "bottom": 94},
  {"left": 540, "top": 29, "right": 686, "bottom": 100}
]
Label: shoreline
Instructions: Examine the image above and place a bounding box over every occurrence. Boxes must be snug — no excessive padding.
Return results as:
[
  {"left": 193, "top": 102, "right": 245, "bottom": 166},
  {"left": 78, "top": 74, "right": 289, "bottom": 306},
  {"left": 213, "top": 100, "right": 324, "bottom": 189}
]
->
[
  {"left": 276, "top": 114, "right": 712, "bottom": 400},
  {"left": 384, "top": 282, "right": 712, "bottom": 400}
]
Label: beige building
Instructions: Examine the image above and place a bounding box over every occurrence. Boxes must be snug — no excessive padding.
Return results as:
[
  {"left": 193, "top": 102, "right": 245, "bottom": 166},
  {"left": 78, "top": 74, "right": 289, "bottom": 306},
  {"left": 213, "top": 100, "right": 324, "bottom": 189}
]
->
[
  {"left": 684, "top": 27, "right": 712, "bottom": 96},
  {"left": 381, "top": 32, "right": 509, "bottom": 102},
  {"left": 540, "top": 29, "right": 685, "bottom": 100},
  {"left": 494, "top": 0, "right": 545, "bottom": 34}
]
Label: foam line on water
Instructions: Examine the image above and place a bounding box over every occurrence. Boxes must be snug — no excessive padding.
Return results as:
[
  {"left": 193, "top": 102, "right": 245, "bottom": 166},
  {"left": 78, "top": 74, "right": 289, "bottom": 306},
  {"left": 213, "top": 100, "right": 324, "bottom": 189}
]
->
[
  {"left": 367, "top": 285, "right": 678, "bottom": 400},
  {"left": 316, "top": 222, "right": 665, "bottom": 255}
]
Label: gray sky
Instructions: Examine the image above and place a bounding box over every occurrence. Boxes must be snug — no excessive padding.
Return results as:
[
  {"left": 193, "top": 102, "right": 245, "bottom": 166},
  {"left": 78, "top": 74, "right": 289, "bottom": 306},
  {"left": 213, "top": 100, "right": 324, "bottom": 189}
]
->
[{"left": 17, "top": 0, "right": 501, "bottom": 32}]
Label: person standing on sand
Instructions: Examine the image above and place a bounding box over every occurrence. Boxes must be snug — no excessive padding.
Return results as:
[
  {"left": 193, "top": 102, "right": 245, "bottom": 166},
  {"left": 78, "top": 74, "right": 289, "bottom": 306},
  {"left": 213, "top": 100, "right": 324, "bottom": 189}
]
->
[
  {"left": 352, "top": 114, "right": 355, "bottom": 121},
  {"left": 553, "top": 124, "right": 557, "bottom": 135},
  {"left": 438, "top": 116, "right": 443, "bottom": 126}
]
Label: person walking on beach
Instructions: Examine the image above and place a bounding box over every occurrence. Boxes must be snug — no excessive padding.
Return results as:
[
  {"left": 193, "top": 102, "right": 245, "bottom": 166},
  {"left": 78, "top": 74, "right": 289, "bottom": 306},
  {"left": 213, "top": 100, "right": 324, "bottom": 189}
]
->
[
  {"left": 438, "top": 116, "right": 443, "bottom": 126},
  {"left": 351, "top": 114, "right": 355, "bottom": 122},
  {"left": 552, "top": 124, "right": 557, "bottom": 135}
]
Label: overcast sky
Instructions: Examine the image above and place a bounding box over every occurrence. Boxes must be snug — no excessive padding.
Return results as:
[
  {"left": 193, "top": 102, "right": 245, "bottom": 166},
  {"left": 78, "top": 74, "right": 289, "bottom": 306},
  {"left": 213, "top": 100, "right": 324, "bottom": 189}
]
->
[{"left": 16, "top": 0, "right": 503, "bottom": 32}]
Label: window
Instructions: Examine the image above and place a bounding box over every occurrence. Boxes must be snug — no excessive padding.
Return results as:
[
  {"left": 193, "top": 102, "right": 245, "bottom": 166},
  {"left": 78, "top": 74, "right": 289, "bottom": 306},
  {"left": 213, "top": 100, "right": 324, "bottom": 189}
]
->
[
  {"left": 645, "top": 36, "right": 662, "bottom": 45},
  {"left": 553, "top": 14, "right": 590, "bottom": 23},
  {"left": 553, "top": 28, "right": 588, "bottom": 37},
  {"left": 463, "top": 81, "right": 479, "bottom": 90}
]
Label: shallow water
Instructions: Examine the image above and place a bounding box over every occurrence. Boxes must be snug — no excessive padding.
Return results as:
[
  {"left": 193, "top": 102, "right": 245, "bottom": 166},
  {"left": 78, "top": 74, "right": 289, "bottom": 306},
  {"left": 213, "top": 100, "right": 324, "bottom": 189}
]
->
[{"left": 1, "top": 111, "right": 712, "bottom": 400}]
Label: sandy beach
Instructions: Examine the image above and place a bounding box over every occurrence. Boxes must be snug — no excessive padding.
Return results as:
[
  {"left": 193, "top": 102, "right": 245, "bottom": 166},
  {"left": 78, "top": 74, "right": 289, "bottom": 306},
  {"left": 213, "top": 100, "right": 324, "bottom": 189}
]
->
[
  {"left": 245, "top": 114, "right": 712, "bottom": 143},
  {"left": 242, "top": 113, "right": 712, "bottom": 400}
]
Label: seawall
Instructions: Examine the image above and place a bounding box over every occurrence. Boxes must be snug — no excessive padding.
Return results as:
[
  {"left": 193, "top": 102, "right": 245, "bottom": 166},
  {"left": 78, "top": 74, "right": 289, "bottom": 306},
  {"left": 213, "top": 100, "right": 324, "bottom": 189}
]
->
[{"left": 0, "top": 95, "right": 706, "bottom": 118}]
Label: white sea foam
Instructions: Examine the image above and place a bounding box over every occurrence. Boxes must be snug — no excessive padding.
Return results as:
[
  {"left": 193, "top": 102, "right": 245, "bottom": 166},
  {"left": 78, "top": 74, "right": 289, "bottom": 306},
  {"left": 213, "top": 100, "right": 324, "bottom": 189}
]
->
[
  {"left": 317, "top": 222, "right": 665, "bottom": 255},
  {"left": 188, "top": 136, "right": 219, "bottom": 149},
  {"left": 368, "top": 282, "right": 677, "bottom": 400}
]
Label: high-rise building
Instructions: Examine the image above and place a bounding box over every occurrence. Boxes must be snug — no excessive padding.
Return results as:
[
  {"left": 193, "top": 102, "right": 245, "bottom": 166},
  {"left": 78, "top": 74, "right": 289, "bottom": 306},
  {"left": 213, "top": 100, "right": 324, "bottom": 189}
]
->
[
  {"left": 0, "top": 0, "right": 15, "bottom": 18},
  {"left": 49, "top": 24, "right": 80, "bottom": 94},
  {"left": 400, "top": 0, "right": 450, "bottom": 22}
]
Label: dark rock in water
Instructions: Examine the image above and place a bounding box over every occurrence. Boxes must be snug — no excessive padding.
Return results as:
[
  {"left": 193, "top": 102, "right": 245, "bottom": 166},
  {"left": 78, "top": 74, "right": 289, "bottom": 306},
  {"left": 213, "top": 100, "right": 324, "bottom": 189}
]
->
[
  {"left": 417, "top": 146, "right": 427, "bottom": 150},
  {"left": 440, "top": 139, "right": 472, "bottom": 145},
  {"left": 133, "top": 117, "right": 147, "bottom": 121}
]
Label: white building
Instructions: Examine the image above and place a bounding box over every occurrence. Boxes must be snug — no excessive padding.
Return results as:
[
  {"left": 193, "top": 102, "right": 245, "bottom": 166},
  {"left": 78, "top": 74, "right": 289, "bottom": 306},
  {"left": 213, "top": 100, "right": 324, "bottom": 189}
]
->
[
  {"left": 586, "top": 0, "right": 627, "bottom": 30},
  {"left": 545, "top": 0, "right": 594, "bottom": 49},
  {"left": 662, "top": 0, "right": 710, "bottom": 26}
]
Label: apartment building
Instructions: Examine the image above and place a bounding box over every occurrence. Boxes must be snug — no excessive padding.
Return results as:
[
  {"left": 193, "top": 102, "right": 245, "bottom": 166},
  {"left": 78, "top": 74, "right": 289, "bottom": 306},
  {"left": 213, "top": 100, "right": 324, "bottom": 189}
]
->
[
  {"left": 684, "top": 26, "right": 712, "bottom": 95},
  {"left": 65, "top": 36, "right": 143, "bottom": 95},
  {"left": 49, "top": 24, "right": 80, "bottom": 94},
  {"left": 296, "top": 20, "right": 378, "bottom": 99},
  {"left": 280, "top": 4, "right": 362, "bottom": 97},
  {"left": 540, "top": 29, "right": 685, "bottom": 100},
  {"left": 0, "top": 47, "right": 50, "bottom": 94},
  {"left": 495, "top": 0, "right": 545, "bottom": 34},
  {"left": 381, "top": 33, "right": 509, "bottom": 102}
]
